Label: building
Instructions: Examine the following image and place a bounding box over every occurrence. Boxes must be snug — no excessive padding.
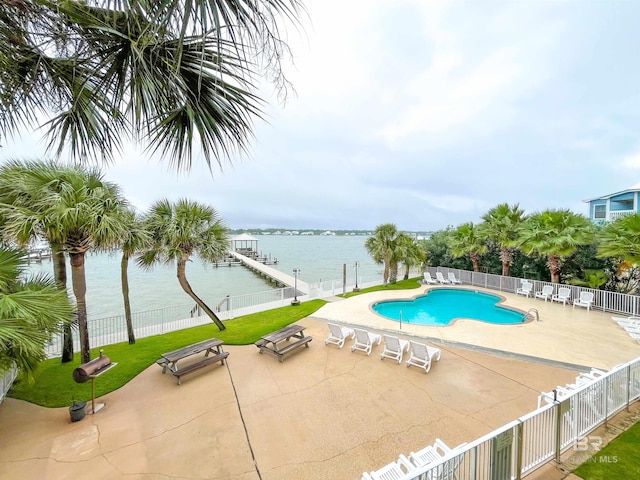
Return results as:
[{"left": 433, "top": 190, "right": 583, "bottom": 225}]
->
[{"left": 584, "top": 186, "right": 640, "bottom": 223}]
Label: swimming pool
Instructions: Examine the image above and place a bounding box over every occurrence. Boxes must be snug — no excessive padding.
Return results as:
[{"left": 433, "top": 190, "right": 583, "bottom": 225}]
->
[{"left": 371, "top": 288, "right": 527, "bottom": 325}]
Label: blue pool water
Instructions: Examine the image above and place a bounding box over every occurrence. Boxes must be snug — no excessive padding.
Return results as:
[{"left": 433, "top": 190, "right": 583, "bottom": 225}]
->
[{"left": 372, "top": 289, "right": 526, "bottom": 325}]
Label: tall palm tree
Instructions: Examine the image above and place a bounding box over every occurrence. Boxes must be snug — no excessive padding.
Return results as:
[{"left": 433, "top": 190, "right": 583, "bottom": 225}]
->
[
  {"left": 365, "top": 223, "right": 400, "bottom": 285},
  {"left": 0, "top": 1, "right": 304, "bottom": 170},
  {"left": 597, "top": 213, "right": 640, "bottom": 263},
  {"left": 449, "top": 222, "right": 487, "bottom": 272},
  {"left": 480, "top": 203, "right": 526, "bottom": 276},
  {"left": 117, "top": 208, "right": 151, "bottom": 345},
  {"left": 396, "top": 233, "right": 425, "bottom": 281},
  {"left": 0, "top": 160, "right": 75, "bottom": 362},
  {"left": 519, "top": 209, "right": 594, "bottom": 283},
  {"left": 139, "top": 199, "right": 229, "bottom": 331},
  {"left": 0, "top": 246, "right": 74, "bottom": 378}
]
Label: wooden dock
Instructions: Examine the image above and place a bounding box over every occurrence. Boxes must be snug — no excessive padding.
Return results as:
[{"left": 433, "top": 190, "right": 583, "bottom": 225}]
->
[{"left": 228, "top": 251, "right": 309, "bottom": 295}]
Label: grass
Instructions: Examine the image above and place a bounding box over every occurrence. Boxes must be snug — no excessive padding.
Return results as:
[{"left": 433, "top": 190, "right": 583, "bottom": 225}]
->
[
  {"left": 573, "top": 421, "right": 640, "bottom": 479},
  {"left": 9, "top": 299, "right": 326, "bottom": 408},
  {"left": 339, "top": 277, "right": 423, "bottom": 298}
]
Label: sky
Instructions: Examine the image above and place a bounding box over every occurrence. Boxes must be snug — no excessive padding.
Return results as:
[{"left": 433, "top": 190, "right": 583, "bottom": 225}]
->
[{"left": 2, "top": 0, "right": 640, "bottom": 232}]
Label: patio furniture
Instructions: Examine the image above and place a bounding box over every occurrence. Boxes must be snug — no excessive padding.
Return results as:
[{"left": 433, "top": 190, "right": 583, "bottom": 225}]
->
[
  {"left": 368, "top": 456, "right": 415, "bottom": 480},
  {"left": 551, "top": 287, "right": 571, "bottom": 305},
  {"left": 351, "top": 328, "right": 382, "bottom": 356},
  {"left": 255, "top": 324, "right": 312, "bottom": 362},
  {"left": 534, "top": 285, "right": 554, "bottom": 302},
  {"left": 448, "top": 272, "right": 463, "bottom": 284},
  {"left": 158, "top": 338, "right": 229, "bottom": 385},
  {"left": 423, "top": 272, "right": 438, "bottom": 285},
  {"left": 516, "top": 281, "right": 533, "bottom": 297},
  {"left": 406, "top": 341, "right": 441, "bottom": 373},
  {"left": 324, "top": 323, "right": 355, "bottom": 349},
  {"left": 408, "top": 439, "right": 467, "bottom": 479},
  {"left": 573, "top": 291, "right": 594, "bottom": 311},
  {"left": 436, "top": 272, "right": 451, "bottom": 284},
  {"left": 380, "top": 335, "right": 410, "bottom": 364}
]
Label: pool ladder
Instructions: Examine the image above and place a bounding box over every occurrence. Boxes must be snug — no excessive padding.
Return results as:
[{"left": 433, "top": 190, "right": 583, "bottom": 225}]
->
[{"left": 527, "top": 308, "right": 540, "bottom": 322}]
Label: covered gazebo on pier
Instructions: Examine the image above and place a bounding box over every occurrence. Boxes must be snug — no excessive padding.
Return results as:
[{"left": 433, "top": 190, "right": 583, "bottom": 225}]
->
[{"left": 230, "top": 233, "right": 260, "bottom": 259}]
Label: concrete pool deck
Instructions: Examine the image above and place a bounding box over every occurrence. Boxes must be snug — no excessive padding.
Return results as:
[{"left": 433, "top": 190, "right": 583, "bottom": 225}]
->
[{"left": 0, "top": 285, "right": 639, "bottom": 479}]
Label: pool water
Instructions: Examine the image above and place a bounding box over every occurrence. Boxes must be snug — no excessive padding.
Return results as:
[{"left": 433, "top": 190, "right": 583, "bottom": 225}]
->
[{"left": 372, "top": 288, "right": 526, "bottom": 325}]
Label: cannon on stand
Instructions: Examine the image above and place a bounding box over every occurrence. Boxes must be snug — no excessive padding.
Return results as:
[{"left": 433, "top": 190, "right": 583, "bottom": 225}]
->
[{"left": 73, "top": 350, "right": 117, "bottom": 415}]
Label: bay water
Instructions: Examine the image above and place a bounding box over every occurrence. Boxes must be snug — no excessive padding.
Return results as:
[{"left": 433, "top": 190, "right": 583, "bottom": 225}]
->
[{"left": 26, "top": 235, "right": 382, "bottom": 321}]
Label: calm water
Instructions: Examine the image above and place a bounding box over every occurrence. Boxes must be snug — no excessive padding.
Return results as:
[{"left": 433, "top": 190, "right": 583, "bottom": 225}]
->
[
  {"left": 372, "top": 289, "right": 526, "bottom": 325},
  {"left": 26, "top": 235, "right": 382, "bottom": 320}
]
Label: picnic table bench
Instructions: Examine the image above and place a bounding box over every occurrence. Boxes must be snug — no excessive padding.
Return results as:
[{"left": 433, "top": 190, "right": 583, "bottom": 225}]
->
[
  {"left": 157, "top": 338, "right": 228, "bottom": 385},
  {"left": 255, "top": 324, "right": 312, "bottom": 362}
]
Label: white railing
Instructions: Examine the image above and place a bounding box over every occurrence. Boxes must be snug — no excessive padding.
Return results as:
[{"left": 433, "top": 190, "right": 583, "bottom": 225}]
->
[
  {"left": 428, "top": 267, "right": 640, "bottom": 316},
  {"left": 609, "top": 210, "right": 634, "bottom": 222},
  {"left": 0, "top": 366, "right": 18, "bottom": 404},
  {"left": 376, "top": 357, "right": 640, "bottom": 480}
]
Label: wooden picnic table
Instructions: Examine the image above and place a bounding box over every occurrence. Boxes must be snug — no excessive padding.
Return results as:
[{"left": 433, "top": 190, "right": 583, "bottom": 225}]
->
[
  {"left": 255, "top": 324, "right": 312, "bottom": 362},
  {"left": 158, "top": 338, "right": 229, "bottom": 385}
]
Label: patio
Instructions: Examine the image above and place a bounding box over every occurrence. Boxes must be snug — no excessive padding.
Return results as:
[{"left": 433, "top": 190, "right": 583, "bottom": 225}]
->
[{"left": 0, "top": 286, "right": 638, "bottom": 479}]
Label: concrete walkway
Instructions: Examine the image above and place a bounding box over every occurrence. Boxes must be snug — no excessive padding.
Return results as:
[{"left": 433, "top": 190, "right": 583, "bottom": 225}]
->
[{"left": 0, "top": 286, "right": 639, "bottom": 479}]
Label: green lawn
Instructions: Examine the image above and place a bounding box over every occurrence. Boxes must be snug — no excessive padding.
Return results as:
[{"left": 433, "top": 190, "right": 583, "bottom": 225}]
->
[
  {"left": 339, "top": 277, "right": 423, "bottom": 298},
  {"left": 573, "top": 421, "right": 640, "bottom": 479},
  {"left": 9, "top": 299, "right": 326, "bottom": 408}
]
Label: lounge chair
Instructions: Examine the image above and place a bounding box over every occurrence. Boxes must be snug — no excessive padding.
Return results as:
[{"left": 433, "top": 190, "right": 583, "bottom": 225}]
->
[
  {"left": 423, "top": 272, "right": 438, "bottom": 285},
  {"left": 435, "top": 272, "right": 451, "bottom": 284},
  {"left": 612, "top": 316, "right": 640, "bottom": 327},
  {"left": 408, "top": 439, "right": 467, "bottom": 479},
  {"left": 448, "top": 272, "right": 462, "bottom": 284},
  {"left": 324, "top": 323, "right": 355, "bottom": 349},
  {"left": 516, "top": 281, "right": 533, "bottom": 297},
  {"left": 367, "top": 456, "right": 414, "bottom": 480},
  {"left": 380, "top": 335, "right": 410, "bottom": 364},
  {"left": 351, "top": 328, "right": 382, "bottom": 356},
  {"left": 534, "top": 285, "right": 554, "bottom": 302},
  {"left": 551, "top": 287, "right": 571, "bottom": 305},
  {"left": 406, "top": 341, "right": 441, "bottom": 373},
  {"left": 573, "top": 291, "right": 594, "bottom": 311}
]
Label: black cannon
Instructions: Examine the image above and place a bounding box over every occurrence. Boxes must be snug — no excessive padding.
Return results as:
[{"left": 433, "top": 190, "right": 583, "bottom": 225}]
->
[{"left": 73, "top": 351, "right": 112, "bottom": 383}]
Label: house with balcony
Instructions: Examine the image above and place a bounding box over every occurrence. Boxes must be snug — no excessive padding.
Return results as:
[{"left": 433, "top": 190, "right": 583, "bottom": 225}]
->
[{"left": 584, "top": 187, "right": 640, "bottom": 223}]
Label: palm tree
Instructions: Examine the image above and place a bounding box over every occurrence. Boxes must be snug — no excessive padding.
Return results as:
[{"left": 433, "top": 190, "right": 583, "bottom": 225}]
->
[
  {"left": 117, "top": 208, "right": 151, "bottom": 344},
  {"left": 519, "top": 209, "right": 594, "bottom": 283},
  {"left": 597, "top": 214, "right": 640, "bottom": 264},
  {"left": 0, "top": 1, "right": 304, "bottom": 170},
  {"left": 396, "top": 233, "right": 425, "bottom": 281},
  {"left": 480, "top": 203, "right": 526, "bottom": 276},
  {"left": 365, "top": 224, "right": 400, "bottom": 285},
  {"left": 0, "top": 246, "right": 74, "bottom": 378},
  {"left": 139, "top": 199, "right": 229, "bottom": 331},
  {"left": 0, "top": 160, "right": 75, "bottom": 362},
  {"left": 449, "top": 222, "right": 487, "bottom": 272}
]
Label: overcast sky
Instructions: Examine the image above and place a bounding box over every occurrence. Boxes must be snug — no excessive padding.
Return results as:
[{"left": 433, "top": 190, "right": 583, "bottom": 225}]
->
[{"left": 2, "top": 0, "right": 640, "bottom": 232}]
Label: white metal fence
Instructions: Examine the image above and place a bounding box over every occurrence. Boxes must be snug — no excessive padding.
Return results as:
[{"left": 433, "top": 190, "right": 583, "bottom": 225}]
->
[
  {"left": 428, "top": 267, "right": 640, "bottom": 316},
  {"left": 385, "top": 357, "right": 640, "bottom": 480},
  {"left": 0, "top": 366, "right": 18, "bottom": 405}
]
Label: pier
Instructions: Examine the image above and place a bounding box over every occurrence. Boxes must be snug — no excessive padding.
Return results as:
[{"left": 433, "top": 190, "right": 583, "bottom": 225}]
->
[{"left": 228, "top": 251, "right": 309, "bottom": 295}]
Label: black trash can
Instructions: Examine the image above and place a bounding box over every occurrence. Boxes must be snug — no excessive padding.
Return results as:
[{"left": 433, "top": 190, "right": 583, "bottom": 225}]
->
[{"left": 69, "top": 401, "right": 86, "bottom": 422}]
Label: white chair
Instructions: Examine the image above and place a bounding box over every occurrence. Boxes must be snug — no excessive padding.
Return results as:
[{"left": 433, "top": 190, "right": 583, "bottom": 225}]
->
[
  {"left": 368, "top": 456, "right": 415, "bottom": 480},
  {"left": 351, "top": 328, "right": 382, "bottom": 356},
  {"left": 534, "top": 285, "right": 554, "bottom": 302},
  {"left": 407, "top": 445, "right": 442, "bottom": 469},
  {"left": 408, "top": 439, "right": 467, "bottom": 480},
  {"left": 551, "top": 287, "right": 571, "bottom": 305},
  {"left": 573, "top": 291, "right": 594, "bottom": 311},
  {"left": 448, "top": 272, "right": 462, "bottom": 284},
  {"left": 435, "top": 272, "right": 451, "bottom": 284},
  {"left": 423, "top": 272, "right": 438, "bottom": 285},
  {"left": 406, "top": 341, "right": 441, "bottom": 373},
  {"left": 380, "top": 335, "right": 410, "bottom": 364},
  {"left": 324, "top": 323, "right": 355, "bottom": 349},
  {"left": 516, "top": 281, "right": 533, "bottom": 297},
  {"left": 612, "top": 316, "right": 640, "bottom": 327}
]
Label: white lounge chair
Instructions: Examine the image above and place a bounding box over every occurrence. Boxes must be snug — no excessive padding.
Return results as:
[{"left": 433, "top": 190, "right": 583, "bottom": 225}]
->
[
  {"left": 448, "top": 272, "right": 462, "bottom": 284},
  {"left": 324, "top": 323, "right": 355, "bottom": 349},
  {"left": 368, "top": 456, "right": 414, "bottom": 480},
  {"left": 534, "top": 285, "right": 554, "bottom": 302},
  {"left": 408, "top": 439, "right": 467, "bottom": 479},
  {"left": 351, "top": 328, "right": 382, "bottom": 356},
  {"left": 423, "top": 272, "right": 438, "bottom": 285},
  {"left": 406, "top": 341, "right": 441, "bottom": 373},
  {"left": 516, "top": 281, "right": 533, "bottom": 297},
  {"left": 551, "top": 287, "right": 571, "bottom": 305},
  {"left": 612, "top": 316, "right": 640, "bottom": 327},
  {"left": 435, "top": 272, "right": 451, "bottom": 284},
  {"left": 380, "top": 335, "right": 410, "bottom": 364},
  {"left": 573, "top": 291, "right": 594, "bottom": 311}
]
